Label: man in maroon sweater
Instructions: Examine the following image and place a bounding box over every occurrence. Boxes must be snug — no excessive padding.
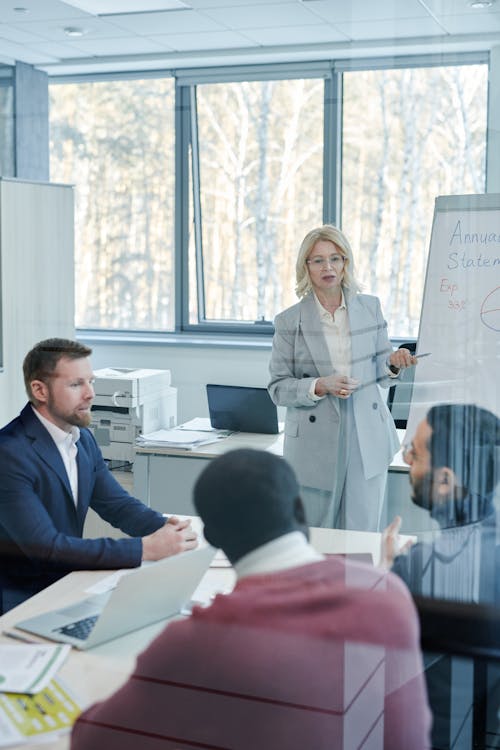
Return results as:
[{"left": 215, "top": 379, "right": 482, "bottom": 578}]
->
[{"left": 72, "top": 449, "right": 431, "bottom": 750}]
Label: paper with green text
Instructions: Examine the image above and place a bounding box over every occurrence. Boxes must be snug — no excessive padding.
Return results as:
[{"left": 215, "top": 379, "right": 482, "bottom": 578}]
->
[{"left": 0, "top": 644, "right": 70, "bottom": 695}]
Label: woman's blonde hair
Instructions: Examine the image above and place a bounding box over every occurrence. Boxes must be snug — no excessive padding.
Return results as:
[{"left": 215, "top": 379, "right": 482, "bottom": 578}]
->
[{"left": 295, "top": 225, "right": 361, "bottom": 299}]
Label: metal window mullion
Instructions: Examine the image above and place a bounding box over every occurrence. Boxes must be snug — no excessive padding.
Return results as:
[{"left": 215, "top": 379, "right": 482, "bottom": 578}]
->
[
  {"left": 175, "top": 83, "right": 190, "bottom": 333},
  {"left": 323, "top": 68, "right": 342, "bottom": 226},
  {"left": 189, "top": 85, "right": 206, "bottom": 323}
]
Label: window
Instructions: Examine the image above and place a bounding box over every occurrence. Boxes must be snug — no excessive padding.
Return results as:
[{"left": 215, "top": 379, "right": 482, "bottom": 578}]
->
[
  {"left": 341, "top": 62, "right": 488, "bottom": 338},
  {"left": 48, "top": 55, "right": 488, "bottom": 338},
  {"left": 184, "top": 74, "right": 325, "bottom": 329},
  {"left": 0, "top": 66, "right": 14, "bottom": 178},
  {"left": 50, "top": 76, "right": 175, "bottom": 331}
]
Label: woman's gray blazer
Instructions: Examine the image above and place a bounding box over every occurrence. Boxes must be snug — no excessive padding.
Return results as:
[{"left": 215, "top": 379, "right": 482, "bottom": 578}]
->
[{"left": 268, "top": 290, "right": 400, "bottom": 492}]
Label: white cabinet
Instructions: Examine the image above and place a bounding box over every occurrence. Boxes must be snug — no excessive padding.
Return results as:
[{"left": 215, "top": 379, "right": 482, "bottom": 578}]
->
[{"left": 0, "top": 178, "right": 75, "bottom": 425}]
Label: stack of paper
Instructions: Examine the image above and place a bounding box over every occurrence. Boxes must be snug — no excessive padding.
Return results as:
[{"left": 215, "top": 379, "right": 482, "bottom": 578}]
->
[
  {"left": 0, "top": 644, "right": 81, "bottom": 747},
  {"left": 136, "top": 428, "right": 226, "bottom": 450},
  {"left": 176, "top": 418, "right": 233, "bottom": 436},
  {"left": 0, "top": 643, "right": 70, "bottom": 695},
  {"left": 0, "top": 678, "right": 81, "bottom": 747}
]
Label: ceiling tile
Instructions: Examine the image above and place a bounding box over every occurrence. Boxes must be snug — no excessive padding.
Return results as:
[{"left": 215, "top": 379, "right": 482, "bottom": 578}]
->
[
  {"left": 203, "top": 2, "right": 322, "bottom": 28},
  {"left": 437, "top": 11, "right": 500, "bottom": 33},
  {"left": 0, "top": 24, "right": 47, "bottom": 44},
  {"left": 244, "top": 24, "right": 348, "bottom": 45},
  {"left": 103, "top": 9, "right": 223, "bottom": 33},
  {"left": 0, "top": 0, "right": 90, "bottom": 23},
  {"left": 65, "top": 0, "right": 188, "bottom": 12},
  {"left": 422, "top": 0, "right": 498, "bottom": 14},
  {"left": 29, "top": 40, "right": 93, "bottom": 57},
  {"left": 303, "top": 0, "right": 431, "bottom": 24},
  {"left": 71, "top": 35, "right": 171, "bottom": 54},
  {"left": 336, "top": 16, "right": 447, "bottom": 41},
  {"left": 187, "top": 0, "right": 290, "bottom": 5},
  {"left": 11, "top": 18, "right": 132, "bottom": 41},
  {"left": 0, "top": 36, "right": 58, "bottom": 62},
  {"left": 153, "top": 29, "right": 257, "bottom": 50}
]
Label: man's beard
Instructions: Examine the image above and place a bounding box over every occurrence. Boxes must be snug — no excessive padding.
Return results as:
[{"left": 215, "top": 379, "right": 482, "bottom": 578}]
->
[
  {"left": 47, "top": 395, "right": 92, "bottom": 428},
  {"left": 69, "top": 410, "right": 92, "bottom": 428},
  {"left": 410, "top": 471, "right": 434, "bottom": 513}
]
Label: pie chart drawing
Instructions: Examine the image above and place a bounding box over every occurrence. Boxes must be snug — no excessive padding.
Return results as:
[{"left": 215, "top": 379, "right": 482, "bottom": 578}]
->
[{"left": 480, "top": 287, "right": 500, "bottom": 331}]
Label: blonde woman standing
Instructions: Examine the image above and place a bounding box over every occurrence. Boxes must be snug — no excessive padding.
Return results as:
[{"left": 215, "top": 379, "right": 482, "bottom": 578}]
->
[{"left": 268, "top": 225, "right": 416, "bottom": 530}]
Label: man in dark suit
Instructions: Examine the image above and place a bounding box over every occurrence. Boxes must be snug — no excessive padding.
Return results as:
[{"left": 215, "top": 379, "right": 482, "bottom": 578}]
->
[{"left": 0, "top": 338, "right": 197, "bottom": 614}]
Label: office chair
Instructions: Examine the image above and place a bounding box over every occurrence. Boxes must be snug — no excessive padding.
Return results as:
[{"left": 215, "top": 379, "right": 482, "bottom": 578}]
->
[{"left": 387, "top": 342, "right": 417, "bottom": 429}]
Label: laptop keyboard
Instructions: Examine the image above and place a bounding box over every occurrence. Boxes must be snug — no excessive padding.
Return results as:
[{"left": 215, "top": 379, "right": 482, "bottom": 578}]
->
[{"left": 54, "top": 614, "right": 98, "bottom": 641}]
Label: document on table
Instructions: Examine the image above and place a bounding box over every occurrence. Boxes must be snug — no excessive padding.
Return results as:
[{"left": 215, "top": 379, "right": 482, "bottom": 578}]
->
[
  {"left": 0, "top": 677, "right": 81, "bottom": 747},
  {"left": 0, "top": 644, "right": 70, "bottom": 694},
  {"left": 136, "top": 428, "right": 228, "bottom": 450},
  {"left": 84, "top": 568, "right": 132, "bottom": 595},
  {"left": 177, "top": 418, "right": 233, "bottom": 436}
]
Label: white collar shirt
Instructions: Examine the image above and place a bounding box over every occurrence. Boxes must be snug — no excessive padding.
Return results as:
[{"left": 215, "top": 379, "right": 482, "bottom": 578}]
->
[
  {"left": 313, "top": 289, "right": 352, "bottom": 378},
  {"left": 32, "top": 406, "right": 80, "bottom": 506},
  {"left": 234, "top": 531, "right": 324, "bottom": 580}
]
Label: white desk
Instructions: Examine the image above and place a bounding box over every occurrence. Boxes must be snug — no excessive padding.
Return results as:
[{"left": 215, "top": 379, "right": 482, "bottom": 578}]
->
[
  {"left": 134, "top": 429, "right": 284, "bottom": 516},
  {"left": 0, "top": 524, "right": 402, "bottom": 750},
  {"left": 132, "top": 427, "right": 434, "bottom": 531}
]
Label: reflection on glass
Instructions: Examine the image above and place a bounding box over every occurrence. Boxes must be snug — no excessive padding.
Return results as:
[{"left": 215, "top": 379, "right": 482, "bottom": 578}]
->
[
  {"left": 392, "top": 404, "right": 500, "bottom": 605},
  {"left": 49, "top": 78, "right": 175, "bottom": 331}
]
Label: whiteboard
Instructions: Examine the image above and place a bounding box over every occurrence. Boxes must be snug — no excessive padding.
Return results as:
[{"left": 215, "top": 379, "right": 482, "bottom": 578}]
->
[{"left": 406, "top": 194, "right": 500, "bottom": 439}]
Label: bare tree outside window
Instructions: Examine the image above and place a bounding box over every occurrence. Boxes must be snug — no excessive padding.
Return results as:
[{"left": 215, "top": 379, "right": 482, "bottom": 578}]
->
[
  {"left": 342, "top": 65, "right": 487, "bottom": 338},
  {"left": 49, "top": 78, "right": 175, "bottom": 331},
  {"left": 189, "top": 78, "right": 324, "bottom": 324},
  {"left": 48, "top": 63, "right": 487, "bottom": 337}
]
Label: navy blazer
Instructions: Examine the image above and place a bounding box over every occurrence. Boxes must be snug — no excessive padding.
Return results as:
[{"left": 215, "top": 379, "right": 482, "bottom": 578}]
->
[{"left": 0, "top": 404, "right": 165, "bottom": 612}]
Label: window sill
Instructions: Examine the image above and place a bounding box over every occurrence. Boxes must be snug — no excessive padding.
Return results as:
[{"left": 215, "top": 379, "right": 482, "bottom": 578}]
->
[{"left": 77, "top": 329, "right": 274, "bottom": 350}]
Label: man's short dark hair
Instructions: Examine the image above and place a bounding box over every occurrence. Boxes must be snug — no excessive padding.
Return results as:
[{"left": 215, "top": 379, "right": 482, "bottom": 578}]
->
[
  {"left": 193, "top": 449, "right": 306, "bottom": 564},
  {"left": 23, "top": 338, "right": 92, "bottom": 402},
  {"left": 427, "top": 403, "right": 500, "bottom": 500}
]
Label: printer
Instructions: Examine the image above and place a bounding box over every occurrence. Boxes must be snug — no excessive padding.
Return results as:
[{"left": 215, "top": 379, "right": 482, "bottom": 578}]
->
[{"left": 89, "top": 367, "right": 177, "bottom": 463}]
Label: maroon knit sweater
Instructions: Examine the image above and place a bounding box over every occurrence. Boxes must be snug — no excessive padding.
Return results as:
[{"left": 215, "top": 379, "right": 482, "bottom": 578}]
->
[{"left": 72, "top": 557, "right": 431, "bottom": 750}]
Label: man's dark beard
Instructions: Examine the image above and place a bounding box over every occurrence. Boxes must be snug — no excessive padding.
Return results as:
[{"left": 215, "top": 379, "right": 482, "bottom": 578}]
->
[
  {"left": 410, "top": 470, "right": 434, "bottom": 513},
  {"left": 411, "top": 470, "right": 490, "bottom": 528}
]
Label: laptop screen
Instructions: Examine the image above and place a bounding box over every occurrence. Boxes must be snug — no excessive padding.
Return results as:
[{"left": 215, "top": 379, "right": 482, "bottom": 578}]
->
[{"left": 206, "top": 384, "right": 279, "bottom": 434}]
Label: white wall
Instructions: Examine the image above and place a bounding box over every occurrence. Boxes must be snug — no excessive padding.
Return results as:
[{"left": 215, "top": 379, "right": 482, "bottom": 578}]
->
[{"left": 0, "top": 179, "right": 75, "bottom": 425}]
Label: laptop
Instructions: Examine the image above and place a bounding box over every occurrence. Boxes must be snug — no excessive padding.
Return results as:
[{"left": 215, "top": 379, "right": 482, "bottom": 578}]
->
[
  {"left": 16, "top": 545, "right": 216, "bottom": 650},
  {"left": 206, "top": 384, "right": 279, "bottom": 434}
]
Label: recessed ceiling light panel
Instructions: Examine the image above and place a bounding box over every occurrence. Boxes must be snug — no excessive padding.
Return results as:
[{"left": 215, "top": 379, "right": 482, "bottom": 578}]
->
[
  {"left": 468, "top": 0, "right": 494, "bottom": 7},
  {"left": 63, "top": 0, "right": 189, "bottom": 14},
  {"left": 63, "top": 26, "right": 87, "bottom": 37}
]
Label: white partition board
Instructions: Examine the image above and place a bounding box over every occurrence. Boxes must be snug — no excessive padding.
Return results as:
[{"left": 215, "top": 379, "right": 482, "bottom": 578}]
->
[{"left": 406, "top": 193, "right": 500, "bottom": 439}]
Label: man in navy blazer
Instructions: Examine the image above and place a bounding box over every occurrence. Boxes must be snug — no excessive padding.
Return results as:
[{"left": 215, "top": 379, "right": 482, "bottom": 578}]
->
[{"left": 0, "top": 338, "right": 197, "bottom": 614}]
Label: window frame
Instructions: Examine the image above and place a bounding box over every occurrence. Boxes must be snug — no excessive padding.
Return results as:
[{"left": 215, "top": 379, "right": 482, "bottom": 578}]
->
[
  {"left": 48, "top": 51, "right": 490, "bottom": 340},
  {"left": 176, "top": 61, "right": 334, "bottom": 335}
]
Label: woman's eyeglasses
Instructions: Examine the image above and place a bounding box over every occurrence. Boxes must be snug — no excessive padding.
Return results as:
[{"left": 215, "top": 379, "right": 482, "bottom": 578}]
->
[{"left": 306, "top": 255, "right": 345, "bottom": 269}]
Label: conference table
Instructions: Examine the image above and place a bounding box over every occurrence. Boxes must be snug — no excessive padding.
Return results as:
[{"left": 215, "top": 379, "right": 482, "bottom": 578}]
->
[
  {"left": 133, "top": 426, "right": 420, "bottom": 529},
  {"left": 0, "top": 523, "right": 405, "bottom": 750}
]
